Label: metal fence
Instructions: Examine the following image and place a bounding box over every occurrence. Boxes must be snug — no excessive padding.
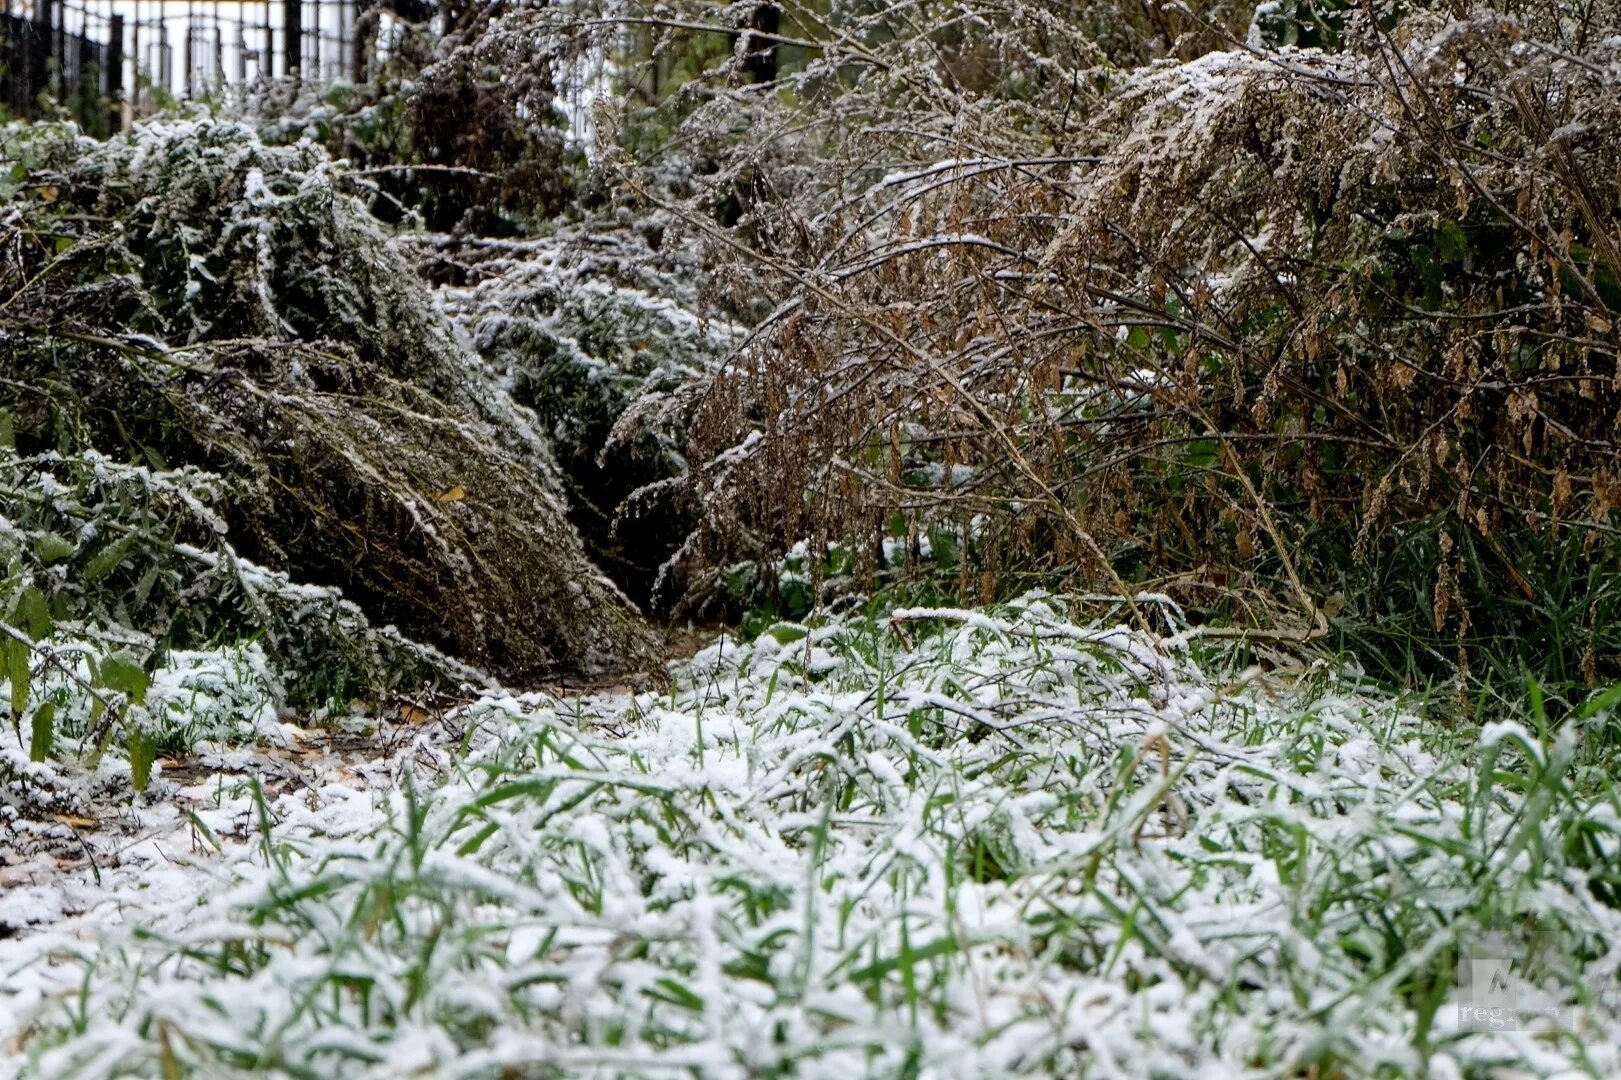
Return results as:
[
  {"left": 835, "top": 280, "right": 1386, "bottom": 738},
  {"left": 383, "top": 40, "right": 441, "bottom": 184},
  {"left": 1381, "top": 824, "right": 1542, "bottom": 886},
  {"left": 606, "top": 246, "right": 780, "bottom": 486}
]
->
[
  {"left": 3, "top": 0, "right": 411, "bottom": 130},
  {"left": 3, "top": 1, "right": 121, "bottom": 131}
]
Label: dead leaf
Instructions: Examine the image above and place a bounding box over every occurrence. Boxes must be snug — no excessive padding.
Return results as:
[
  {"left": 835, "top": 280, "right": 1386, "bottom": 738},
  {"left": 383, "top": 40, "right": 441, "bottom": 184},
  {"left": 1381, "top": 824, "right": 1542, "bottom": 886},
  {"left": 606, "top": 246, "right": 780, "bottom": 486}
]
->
[{"left": 435, "top": 485, "right": 466, "bottom": 503}]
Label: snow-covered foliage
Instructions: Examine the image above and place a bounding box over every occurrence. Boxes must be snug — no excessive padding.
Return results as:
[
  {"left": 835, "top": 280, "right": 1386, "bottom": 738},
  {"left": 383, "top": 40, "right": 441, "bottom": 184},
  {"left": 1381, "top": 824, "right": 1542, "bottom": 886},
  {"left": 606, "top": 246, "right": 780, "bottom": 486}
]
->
[
  {"left": 6, "top": 6, "right": 1621, "bottom": 1075},
  {"left": 1, "top": 119, "right": 656, "bottom": 685},
  {"left": 0, "top": 638, "right": 282, "bottom": 822},
  {"left": 251, "top": 5, "right": 578, "bottom": 233},
  {"left": 0, "top": 441, "right": 485, "bottom": 818},
  {"left": 425, "top": 222, "right": 741, "bottom": 598},
  {"left": 6, "top": 597, "right": 1620, "bottom": 1076},
  {"left": 0, "top": 447, "right": 477, "bottom": 701}
]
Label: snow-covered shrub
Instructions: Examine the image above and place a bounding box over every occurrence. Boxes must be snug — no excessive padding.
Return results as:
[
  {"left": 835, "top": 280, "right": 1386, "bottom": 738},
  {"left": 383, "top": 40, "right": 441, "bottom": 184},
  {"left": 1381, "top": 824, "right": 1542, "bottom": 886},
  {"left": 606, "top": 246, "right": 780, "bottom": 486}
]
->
[
  {"left": 0, "top": 443, "right": 489, "bottom": 807},
  {"left": 0, "top": 446, "right": 479, "bottom": 692},
  {"left": 140, "top": 644, "right": 282, "bottom": 750},
  {"left": 1, "top": 119, "right": 656, "bottom": 684},
  {"left": 254, "top": 3, "right": 578, "bottom": 232},
  {"left": 432, "top": 223, "right": 740, "bottom": 599},
  {"left": 403, "top": 6, "right": 578, "bottom": 230}
]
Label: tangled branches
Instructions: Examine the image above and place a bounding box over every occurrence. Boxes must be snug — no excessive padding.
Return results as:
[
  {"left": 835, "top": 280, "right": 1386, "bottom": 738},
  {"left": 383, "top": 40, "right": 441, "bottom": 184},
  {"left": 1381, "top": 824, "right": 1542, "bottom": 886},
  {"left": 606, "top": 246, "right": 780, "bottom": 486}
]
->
[{"left": 567, "top": 0, "right": 1621, "bottom": 682}]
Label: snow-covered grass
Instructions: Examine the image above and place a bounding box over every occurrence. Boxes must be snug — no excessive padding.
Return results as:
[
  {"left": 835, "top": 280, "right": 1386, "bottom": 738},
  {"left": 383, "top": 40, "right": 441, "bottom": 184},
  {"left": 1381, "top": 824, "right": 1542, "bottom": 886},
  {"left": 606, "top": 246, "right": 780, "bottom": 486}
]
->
[{"left": 6, "top": 596, "right": 1621, "bottom": 1077}]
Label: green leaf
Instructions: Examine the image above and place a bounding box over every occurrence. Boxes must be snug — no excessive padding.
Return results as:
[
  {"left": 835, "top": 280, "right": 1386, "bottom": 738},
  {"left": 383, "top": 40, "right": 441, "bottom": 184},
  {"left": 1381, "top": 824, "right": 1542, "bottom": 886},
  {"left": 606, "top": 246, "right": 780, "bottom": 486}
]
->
[
  {"left": 6, "top": 637, "right": 31, "bottom": 722},
  {"left": 646, "top": 977, "right": 705, "bottom": 1011},
  {"left": 1183, "top": 439, "right": 1219, "bottom": 470},
  {"left": 1579, "top": 684, "right": 1621, "bottom": 723},
  {"left": 98, "top": 650, "right": 151, "bottom": 706},
  {"left": 183, "top": 809, "right": 223, "bottom": 854},
  {"left": 1436, "top": 220, "right": 1467, "bottom": 263},
  {"left": 29, "top": 701, "right": 56, "bottom": 763},
  {"left": 129, "top": 727, "right": 155, "bottom": 792},
  {"left": 767, "top": 623, "right": 808, "bottom": 645},
  {"left": 83, "top": 534, "right": 138, "bottom": 583},
  {"left": 848, "top": 935, "right": 960, "bottom": 983},
  {"left": 134, "top": 564, "right": 161, "bottom": 605},
  {"left": 32, "top": 532, "right": 75, "bottom": 564},
  {"left": 14, "top": 586, "right": 51, "bottom": 641},
  {"left": 84, "top": 654, "right": 106, "bottom": 727}
]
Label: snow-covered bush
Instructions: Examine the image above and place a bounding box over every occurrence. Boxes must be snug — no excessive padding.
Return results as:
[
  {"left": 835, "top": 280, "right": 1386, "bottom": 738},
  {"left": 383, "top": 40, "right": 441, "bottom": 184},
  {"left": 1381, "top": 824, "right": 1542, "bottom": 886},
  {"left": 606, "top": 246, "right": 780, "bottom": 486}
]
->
[
  {"left": 432, "top": 223, "right": 740, "bottom": 600},
  {"left": 0, "top": 443, "right": 485, "bottom": 808},
  {"left": 1, "top": 119, "right": 655, "bottom": 687},
  {"left": 254, "top": 4, "right": 579, "bottom": 233},
  {"left": 139, "top": 645, "right": 282, "bottom": 749}
]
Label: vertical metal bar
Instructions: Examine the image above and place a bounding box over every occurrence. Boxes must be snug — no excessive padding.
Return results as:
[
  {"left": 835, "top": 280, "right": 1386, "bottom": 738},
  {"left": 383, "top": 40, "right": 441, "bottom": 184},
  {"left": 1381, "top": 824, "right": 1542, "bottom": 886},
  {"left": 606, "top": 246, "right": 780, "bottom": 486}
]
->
[
  {"left": 106, "top": 12, "right": 123, "bottom": 130},
  {"left": 351, "top": 0, "right": 366, "bottom": 85},
  {"left": 282, "top": 0, "right": 298, "bottom": 79},
  {"left": 129, "top": 0, "right": 139, "bottom": 113},
  {"left": 1, "top": 0, "right": 10, "bottom": 120},
  {"left": 211, "top": 0, "right": 221, "bottom": 94},
  {"left": 34, "top": 0, "right": 52, "bottom": 97},
  {"left": 58, "top": 0, "right": 68, "bottom": 98},
  {"left": 75, "top": 0, "right": 86, "bottom": 104},
  {"left": 85, "top": 3, "right": 96, "bottom": 126}
]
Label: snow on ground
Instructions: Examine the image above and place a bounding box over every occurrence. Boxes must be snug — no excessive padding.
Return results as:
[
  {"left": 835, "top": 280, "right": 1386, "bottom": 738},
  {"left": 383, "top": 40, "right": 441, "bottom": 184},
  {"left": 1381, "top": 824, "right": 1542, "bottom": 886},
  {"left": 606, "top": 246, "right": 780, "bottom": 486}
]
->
[
  {"left": 1, "top": 712, "right": 439, "bottom": 1026},
  {"left": 4, "top": 596, "right": 1621, "bottom": 1077}
]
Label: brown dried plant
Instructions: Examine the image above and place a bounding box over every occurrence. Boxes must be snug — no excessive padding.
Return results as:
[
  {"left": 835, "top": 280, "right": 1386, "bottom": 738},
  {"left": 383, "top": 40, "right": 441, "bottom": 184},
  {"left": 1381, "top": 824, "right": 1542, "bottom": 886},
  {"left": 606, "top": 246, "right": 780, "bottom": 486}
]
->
[{"left": 545, "top": 0, "right": 1620, "bottom": 673}]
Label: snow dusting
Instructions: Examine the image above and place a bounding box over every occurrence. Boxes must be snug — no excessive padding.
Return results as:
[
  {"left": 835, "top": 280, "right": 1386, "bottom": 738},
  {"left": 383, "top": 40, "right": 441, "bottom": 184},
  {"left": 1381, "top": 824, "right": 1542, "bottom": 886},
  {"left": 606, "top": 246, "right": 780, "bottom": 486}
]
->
[{"left": 5, "top": 597, "right": 1619, "bottom": 1076}]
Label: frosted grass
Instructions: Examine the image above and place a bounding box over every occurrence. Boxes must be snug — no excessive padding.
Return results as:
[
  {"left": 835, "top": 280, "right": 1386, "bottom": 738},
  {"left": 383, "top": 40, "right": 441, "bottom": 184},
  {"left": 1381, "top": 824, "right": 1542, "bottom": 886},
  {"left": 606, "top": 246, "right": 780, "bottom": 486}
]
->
[{"left": 6, "top": 595, "right": 1621, "bottom": 1077}]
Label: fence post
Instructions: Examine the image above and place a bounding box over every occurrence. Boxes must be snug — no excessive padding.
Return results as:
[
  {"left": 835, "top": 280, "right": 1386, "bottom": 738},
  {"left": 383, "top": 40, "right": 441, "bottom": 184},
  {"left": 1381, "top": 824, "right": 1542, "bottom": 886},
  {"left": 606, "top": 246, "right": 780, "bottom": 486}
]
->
[
  {"left": 283, "top": 0, "right": 301, "bottom": 79},
  {"left": 184, "top": 2, "right": 194, "bottom": 98},
  {"left": 76, "top": 27, "right": 92, "bottom": 125},
  {"left": 351, "top": 1, "right": 367, "bottom": 85},
  {"left": 34, "top": 0, "right": 54, "bottom": 97},
  {"left": 107, "top": 14, "right": 124, "bottom": 131},
  {"left": 131, "top": 0, "right": 140, "bottom": 114},
  {"left": 1, "top": 0, "right": 12, "bottom": 121}
]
